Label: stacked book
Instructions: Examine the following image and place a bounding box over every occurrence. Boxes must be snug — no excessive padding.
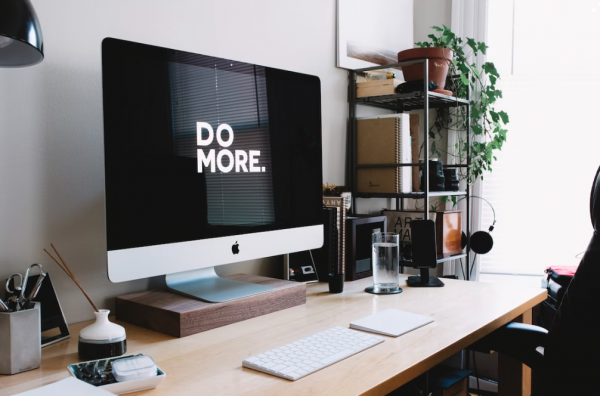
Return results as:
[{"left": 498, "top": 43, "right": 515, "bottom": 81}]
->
[
  {"left": 323, "top": 196, "right": 348, "bottom": 276},
  {"left": 357, "top": 114, "right": 413, "bottom": 194}
]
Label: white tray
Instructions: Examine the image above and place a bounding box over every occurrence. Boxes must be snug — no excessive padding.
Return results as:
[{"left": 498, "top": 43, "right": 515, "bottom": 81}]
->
[{"left": 67, "top": 355, "right": 166, "bottom": 395}]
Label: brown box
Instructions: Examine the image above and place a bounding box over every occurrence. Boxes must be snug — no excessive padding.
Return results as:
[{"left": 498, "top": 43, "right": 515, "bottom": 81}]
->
[
  {"left": 436, "top": 211, "right": 463, "bottom": 258},
  {"left": 115, "top": 274, "right": 305, "bottom": 338},
  {"left": 356, "top": 79, "right": 403, "bottom": 98},
  {"left": 433, "top": 377, "right": 468, "bottom": 396}
]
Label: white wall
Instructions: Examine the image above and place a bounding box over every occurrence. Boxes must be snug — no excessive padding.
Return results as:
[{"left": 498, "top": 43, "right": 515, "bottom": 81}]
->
[
  {"left": 0, "top": 0, "right": 454, "bottom": 324},
  {"left": 0, "top": 0, "right": 348, "bottom": 324}
]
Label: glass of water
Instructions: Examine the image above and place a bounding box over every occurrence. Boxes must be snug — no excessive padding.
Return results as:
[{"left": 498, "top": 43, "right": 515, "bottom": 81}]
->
[{"left": 371, "top": 232, "right": 400, "bottom": 294}]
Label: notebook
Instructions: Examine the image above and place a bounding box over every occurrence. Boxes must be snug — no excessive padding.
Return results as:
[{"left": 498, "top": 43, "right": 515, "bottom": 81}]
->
[
  {"left": 356, "top": 114, "right": 412, "bottom": 194},
  {"left": 350, "top": 309, "right": 434, "bottom": 337},
  {"left": 15, "top": 377, "right": 116, "bottom": 396}
]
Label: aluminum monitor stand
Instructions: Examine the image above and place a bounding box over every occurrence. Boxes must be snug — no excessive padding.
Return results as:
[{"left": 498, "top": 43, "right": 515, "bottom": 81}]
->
[{"left": 165, "top": 267, "right": 274, "bottom": 303}]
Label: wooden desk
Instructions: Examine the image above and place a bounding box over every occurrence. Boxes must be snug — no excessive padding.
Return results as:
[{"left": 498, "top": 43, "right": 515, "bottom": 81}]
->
[{"left": 0, "top": 276, "right": 546, "bottom": 396}]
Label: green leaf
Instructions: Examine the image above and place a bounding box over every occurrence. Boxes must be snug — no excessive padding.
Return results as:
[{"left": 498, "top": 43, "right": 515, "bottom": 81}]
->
[
  {"left": 431, "top": 26, "right": 443, "bottom": 32},
  {"left": 466, "top": 38, "right": 477, "bottom": 53},
  {"left": 498, "top": 111, "right": 509, "bottom": 124},
  {"left": 477, "top": 42, "right": 489, "bottom": 55},
  {"left": 482, "top": 62, "right": 499, "bottom": 78},
  {"left": 472, "top": 124, "right": 483, "bottom": 135},
  {"left": 489, "top": 75, "right": 497, "bottom": 85},
  {"left": 427, "top": 34, "right": 437, "bottom": 41},
  {"left": 460, "top": 74, "right": 470, "bottom": 86},
  {"left": 489, "top": 110, "right": 500, "bottom": 123}
]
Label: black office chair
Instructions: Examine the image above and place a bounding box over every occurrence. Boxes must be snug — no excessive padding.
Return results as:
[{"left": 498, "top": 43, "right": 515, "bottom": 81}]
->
[{"left": 473, "top": 165, "right": 600, "bottom": 395}]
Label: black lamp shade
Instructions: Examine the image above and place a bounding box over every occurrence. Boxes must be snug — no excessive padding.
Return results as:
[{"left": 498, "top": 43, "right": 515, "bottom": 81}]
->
[{"left": 0, "top": 0, "right": 44, "bottom": 67}]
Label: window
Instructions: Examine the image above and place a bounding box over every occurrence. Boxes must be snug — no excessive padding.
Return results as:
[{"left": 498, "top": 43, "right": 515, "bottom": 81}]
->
[{"left": 479, "top": 0, "right": 600, "bottom": 275}]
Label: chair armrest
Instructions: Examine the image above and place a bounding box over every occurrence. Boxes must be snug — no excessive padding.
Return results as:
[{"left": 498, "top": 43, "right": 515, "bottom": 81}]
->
[{"left": 471, "top": 323, "right": 548, "bottom": 370}]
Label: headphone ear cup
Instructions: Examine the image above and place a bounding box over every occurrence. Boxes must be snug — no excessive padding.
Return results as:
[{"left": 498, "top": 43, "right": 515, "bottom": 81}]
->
[{"left": 470, "top": 231, "right": 494, "bottom": 254}]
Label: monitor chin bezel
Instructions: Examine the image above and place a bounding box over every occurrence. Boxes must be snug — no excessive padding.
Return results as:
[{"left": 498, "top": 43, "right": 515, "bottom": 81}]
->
[{"left": 106, "top": 225, "right": 323, "bottom": 283}]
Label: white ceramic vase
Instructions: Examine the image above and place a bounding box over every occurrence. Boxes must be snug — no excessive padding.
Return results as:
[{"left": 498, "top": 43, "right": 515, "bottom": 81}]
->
[{"left": 78, "top": 309, "right": 127, "bottom": 360}]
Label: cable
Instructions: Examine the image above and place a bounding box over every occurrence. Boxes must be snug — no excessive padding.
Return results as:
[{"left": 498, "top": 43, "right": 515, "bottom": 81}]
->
[
  {"left": 472, "top": 350, "right": 481, "bottom": 394},
  {"left": 455, "top": 195, "right": 496, "bottom": 229},
  {"left": 459, "top": 258, "right": 466, "bottom": 280},
  {"left": 469, "top": 253, "right": 478, "bottom": 279}
]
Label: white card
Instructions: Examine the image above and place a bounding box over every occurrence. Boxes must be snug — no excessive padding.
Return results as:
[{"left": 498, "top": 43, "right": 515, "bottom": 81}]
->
[
  {"left": 15, "top": 377, "right": 116, "bottom": 396},
  {"left": 350, "top": 309, "right": 434, "bottom": 337}
]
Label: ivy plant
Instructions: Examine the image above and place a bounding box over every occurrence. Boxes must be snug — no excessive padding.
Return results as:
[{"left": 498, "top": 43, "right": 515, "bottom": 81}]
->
[{"left": 415, "top": 25, "right": 509, "bottom": 183}]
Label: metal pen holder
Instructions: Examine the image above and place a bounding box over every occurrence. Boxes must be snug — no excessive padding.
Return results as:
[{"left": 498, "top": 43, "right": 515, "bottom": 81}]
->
[{"left": 0, "top": 302, "right": 41, "bottom": 374}]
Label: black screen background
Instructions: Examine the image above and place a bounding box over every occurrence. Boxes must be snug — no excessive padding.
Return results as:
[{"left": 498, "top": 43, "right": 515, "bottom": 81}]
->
[{"left": 102, "top": 38, "right": 323, "bottom": 251}]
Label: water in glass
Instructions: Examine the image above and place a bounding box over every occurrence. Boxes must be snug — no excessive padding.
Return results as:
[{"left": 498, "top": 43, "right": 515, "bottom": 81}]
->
[{"left": 372, "top": 233, "right": 400, "bottom": 293}]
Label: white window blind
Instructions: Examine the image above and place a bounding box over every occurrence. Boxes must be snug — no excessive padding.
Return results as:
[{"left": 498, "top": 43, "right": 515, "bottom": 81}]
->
[
  {"left": 479, "top": 0, "right": 600, "bottom": 275},
  {"left": 169, "top": 55, "right": 275, "bottom": 226}
]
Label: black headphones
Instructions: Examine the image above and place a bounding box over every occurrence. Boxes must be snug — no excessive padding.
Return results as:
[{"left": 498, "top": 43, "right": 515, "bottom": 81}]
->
[{"left": 457, "top": 196, "right": 496, "bottom": 255}]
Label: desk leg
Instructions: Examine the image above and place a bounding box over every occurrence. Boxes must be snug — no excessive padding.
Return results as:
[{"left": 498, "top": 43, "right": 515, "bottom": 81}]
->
[{"left": 498, "top": 309, "right": 532, "bottom": 396}]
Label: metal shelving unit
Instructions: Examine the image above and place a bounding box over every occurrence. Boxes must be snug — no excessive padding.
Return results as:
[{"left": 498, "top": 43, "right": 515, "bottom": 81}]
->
[{"left": 348, "top": 59, "right": 473, "bottom": 279}]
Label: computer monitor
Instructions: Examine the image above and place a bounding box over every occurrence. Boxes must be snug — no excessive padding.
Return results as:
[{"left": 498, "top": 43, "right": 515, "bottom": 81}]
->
[{"left": 101, "top": 38, "right": 323, "bottom": 302}]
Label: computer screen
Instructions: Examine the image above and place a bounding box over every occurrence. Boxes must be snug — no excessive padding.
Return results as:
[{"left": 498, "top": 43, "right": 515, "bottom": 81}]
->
[{"left": 102, "top": 38, "right": 323, "bottom": 284}]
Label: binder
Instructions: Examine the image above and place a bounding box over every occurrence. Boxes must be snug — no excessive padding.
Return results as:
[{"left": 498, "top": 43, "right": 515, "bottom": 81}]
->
[{"left": 356, "top": 114, "right": 412, "bottom": 193}]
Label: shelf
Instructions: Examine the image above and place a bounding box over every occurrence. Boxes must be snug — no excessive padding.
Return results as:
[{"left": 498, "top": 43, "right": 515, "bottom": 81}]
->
[
  {"left": 356, "top": 91, "right": 469, "bottom": 112},
  {"left": 356, "top": 163, "right": 468, "bottom": 169},
  {"left": 400, "top": 253, "right": 467, "bottom": 266},
  {"left": 355, "top": 191, "right": 466, "bottom": 199}
]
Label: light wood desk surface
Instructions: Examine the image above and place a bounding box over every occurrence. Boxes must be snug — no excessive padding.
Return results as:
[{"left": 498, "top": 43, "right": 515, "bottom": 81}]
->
[{"left": 0, "top": 276, "right": 546, "bottom": 396}]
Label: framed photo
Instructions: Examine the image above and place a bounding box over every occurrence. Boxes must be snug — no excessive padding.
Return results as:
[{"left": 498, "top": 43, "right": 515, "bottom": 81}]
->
[{"left": 337, "top": 0, "right": 414, "bottom": 70}]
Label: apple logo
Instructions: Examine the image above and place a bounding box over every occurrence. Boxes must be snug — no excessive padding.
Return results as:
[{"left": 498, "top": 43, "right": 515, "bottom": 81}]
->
[{"left": 232, "top": 241, "right": 240, "bottom": 255}]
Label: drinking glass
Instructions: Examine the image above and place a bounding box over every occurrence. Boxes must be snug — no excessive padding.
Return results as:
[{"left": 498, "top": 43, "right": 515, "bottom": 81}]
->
[{"left": 371, "top": 232, "right": 400, "bottom": 293}]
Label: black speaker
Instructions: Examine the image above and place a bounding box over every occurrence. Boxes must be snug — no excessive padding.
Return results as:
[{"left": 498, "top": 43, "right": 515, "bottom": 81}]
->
[
  {"left": 421, "top": 160, "right": 445, "bottom": 191},
  {"left": 406, "top": 219, "right": 444, "bottom": 287},
  {"left": 312, "top": 207, "right": 338, "bottom": 280},
  {"left": 443, "top": 168, "right": 459, "bottom": 191}
]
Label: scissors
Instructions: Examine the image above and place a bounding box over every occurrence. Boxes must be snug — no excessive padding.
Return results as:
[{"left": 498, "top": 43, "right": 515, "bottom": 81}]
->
[
  {"left": 20, "top": 263, "right": 46, "bottom": 309},
  {"left": 5, "top": 273, "right": 24, "bottom": 311},
  {"left": 5, "top": 273, "right": 23, "bottom": 297},
  {"left": 4, "top": 264, "right": 46, "bottom": 311}
]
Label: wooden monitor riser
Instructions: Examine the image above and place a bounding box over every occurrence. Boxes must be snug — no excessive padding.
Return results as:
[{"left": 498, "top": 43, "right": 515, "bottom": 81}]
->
[{"left": 115, "top": 274, "right": 306, "bottom": 337}]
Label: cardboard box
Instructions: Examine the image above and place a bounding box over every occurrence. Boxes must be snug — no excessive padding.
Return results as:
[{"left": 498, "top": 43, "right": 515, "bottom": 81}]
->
[
  {"left": 356, "top": 79, "right": 403, "bottom": 98},
  {"left": 435, "top": 211, "right": 463, "bottom": 258}
]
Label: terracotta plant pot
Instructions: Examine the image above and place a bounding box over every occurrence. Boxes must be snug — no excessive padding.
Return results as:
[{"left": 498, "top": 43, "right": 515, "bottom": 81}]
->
[{"left": 397, "top": 48, "right": 453, "bottom": 90}]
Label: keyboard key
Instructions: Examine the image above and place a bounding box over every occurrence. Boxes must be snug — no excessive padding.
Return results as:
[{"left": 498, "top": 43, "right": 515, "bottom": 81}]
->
[{"left": 279, "top": 366, "right": 300, "bottom": 375}]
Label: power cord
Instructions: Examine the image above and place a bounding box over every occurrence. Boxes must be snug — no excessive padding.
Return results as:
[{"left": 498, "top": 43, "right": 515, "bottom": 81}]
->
[{"left": 469, "top": 253, "right": 478, "bottom": 279}]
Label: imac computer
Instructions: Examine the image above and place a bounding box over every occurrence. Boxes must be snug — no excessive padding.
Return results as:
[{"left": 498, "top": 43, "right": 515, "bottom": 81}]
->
[{"left": 101, "top": 38, "right": 323, "bottom": 302}]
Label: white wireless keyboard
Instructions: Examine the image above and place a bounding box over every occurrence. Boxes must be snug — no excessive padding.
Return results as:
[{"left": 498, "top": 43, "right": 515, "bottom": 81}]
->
[{"left": 242, "top": 326, "right": 385, "bottom": 380}]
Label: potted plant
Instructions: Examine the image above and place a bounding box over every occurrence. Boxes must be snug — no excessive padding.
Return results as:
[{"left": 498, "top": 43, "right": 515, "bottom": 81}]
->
[
  {"left": 397, "top": 47, "right": 453, "bottom": 91},
  {"left": 406, "top": 25, "right": 509, "bottom": 190}
]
